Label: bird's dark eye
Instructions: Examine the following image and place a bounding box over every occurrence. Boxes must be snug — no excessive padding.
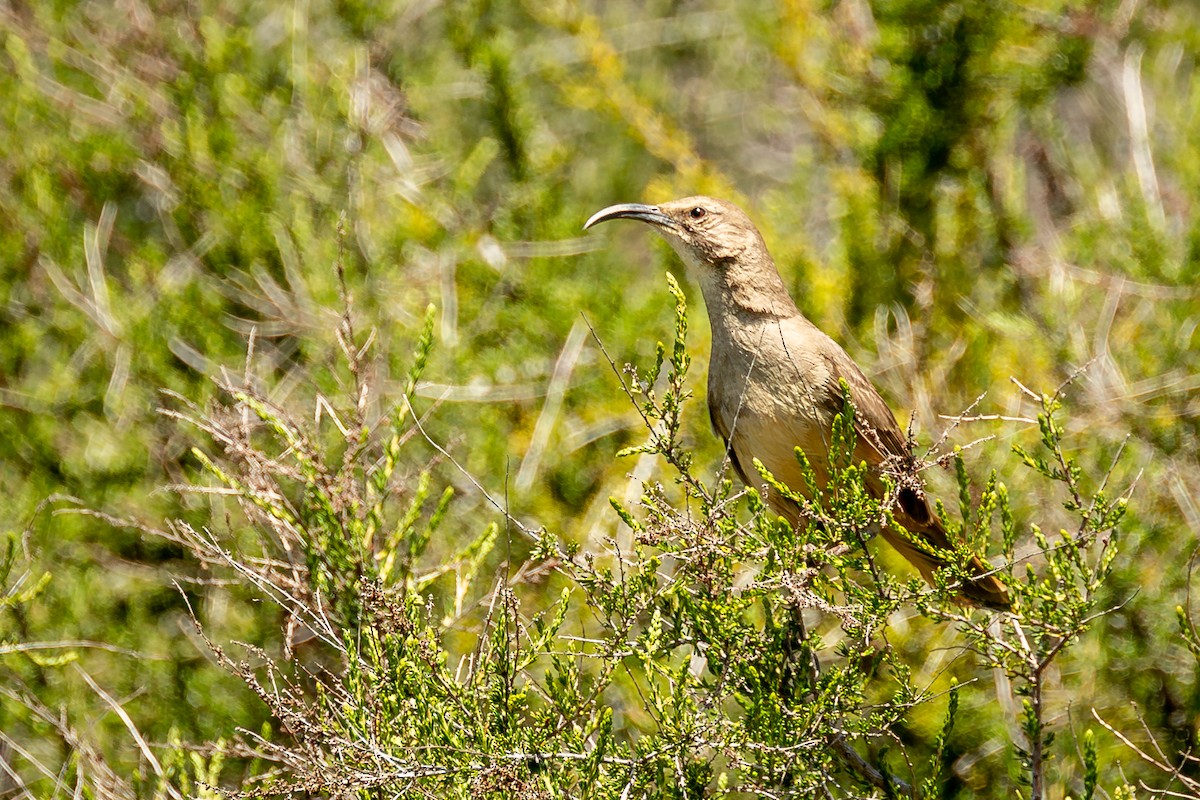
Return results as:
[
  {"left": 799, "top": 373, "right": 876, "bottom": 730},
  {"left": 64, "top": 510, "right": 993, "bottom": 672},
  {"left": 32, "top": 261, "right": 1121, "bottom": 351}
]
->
[{"left": 689, "top": 206, "right": 706, "bottom": 219}]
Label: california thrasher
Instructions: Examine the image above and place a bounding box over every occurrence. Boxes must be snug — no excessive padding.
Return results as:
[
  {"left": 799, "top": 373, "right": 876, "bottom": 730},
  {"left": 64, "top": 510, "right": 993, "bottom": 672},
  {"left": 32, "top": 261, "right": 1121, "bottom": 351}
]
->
[{"left": 585, "top": 196, "right": 1009, "bottom": 610}]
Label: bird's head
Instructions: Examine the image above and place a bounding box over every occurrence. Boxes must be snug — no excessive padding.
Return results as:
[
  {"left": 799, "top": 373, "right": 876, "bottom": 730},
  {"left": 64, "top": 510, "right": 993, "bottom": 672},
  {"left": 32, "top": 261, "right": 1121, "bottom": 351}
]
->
[
  {"left": 585, "top": 195, "right": 794, "bottom": 317},
  {"left": 584, "top": 196, "right": 766, "bottom": 272}
]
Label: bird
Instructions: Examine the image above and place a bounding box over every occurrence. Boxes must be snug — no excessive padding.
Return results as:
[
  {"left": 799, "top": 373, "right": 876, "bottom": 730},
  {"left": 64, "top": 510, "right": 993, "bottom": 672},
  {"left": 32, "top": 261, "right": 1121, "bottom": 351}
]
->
[{"left": 584, "top": 196, "right": 1010, "bottom": 610}]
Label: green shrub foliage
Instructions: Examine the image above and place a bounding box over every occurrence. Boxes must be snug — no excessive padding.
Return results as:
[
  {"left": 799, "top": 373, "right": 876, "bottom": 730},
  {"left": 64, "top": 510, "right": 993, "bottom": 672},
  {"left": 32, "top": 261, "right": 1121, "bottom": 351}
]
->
[{"left": 2, "top": 1, "right": 1198, "bottom": 798}]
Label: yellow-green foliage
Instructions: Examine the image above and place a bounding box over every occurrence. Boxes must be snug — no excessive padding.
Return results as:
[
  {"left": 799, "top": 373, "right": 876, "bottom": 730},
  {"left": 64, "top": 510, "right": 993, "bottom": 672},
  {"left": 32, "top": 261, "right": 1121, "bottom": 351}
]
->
[{"left": 1, "top": 1, "right": 1198, "bottom": 797}]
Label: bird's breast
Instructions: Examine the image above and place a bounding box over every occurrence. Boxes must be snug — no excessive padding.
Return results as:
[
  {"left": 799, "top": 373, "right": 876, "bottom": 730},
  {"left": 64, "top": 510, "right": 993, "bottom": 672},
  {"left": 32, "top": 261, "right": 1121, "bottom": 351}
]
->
[{"left": 707, "top": 318, "right": 836, "bottom": 502}]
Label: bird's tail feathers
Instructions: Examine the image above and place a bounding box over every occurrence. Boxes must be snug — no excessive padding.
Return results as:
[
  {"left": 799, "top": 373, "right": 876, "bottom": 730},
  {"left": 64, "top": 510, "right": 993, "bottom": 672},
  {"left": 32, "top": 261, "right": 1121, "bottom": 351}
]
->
[{"left": 881, "top": 521, "right": 1011, "bottom": 611}]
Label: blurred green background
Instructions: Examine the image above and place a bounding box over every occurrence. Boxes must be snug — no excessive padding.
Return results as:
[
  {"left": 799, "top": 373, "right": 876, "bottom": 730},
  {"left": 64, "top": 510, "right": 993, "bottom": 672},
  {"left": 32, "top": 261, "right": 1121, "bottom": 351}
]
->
[{"left": 2, "top": 0, "right": 1198, "bottom": 795}]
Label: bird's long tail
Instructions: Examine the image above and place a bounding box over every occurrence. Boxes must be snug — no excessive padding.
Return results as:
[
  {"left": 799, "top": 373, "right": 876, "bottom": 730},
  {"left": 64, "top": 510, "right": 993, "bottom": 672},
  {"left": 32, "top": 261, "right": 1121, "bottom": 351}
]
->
[{"left": 881, "top": 518, "right": 1011, "bottom": 611}]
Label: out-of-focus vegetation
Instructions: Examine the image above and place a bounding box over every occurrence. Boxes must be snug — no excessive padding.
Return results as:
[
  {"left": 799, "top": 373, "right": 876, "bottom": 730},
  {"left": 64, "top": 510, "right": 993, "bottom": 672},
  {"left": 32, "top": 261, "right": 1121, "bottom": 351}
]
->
[{"left": 1, "top": 0, "right": 1198, "bottom": 797}]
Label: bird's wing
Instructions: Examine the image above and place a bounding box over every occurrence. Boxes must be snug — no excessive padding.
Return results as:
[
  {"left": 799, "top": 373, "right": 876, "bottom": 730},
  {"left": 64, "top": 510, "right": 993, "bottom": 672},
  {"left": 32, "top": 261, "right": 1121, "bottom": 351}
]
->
[
  {"left": 816, "top": 344, "right": 911, "bottom": 464},
  {"left": 821, "top": 349, "right": 1011, "bottom": 608}
]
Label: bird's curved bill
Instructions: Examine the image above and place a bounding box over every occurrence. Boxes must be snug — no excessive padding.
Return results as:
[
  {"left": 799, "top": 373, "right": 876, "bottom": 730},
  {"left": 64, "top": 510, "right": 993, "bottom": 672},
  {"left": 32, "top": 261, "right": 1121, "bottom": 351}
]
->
[{"left": 584, "top": 203, "right": 678, "bottom": 231}]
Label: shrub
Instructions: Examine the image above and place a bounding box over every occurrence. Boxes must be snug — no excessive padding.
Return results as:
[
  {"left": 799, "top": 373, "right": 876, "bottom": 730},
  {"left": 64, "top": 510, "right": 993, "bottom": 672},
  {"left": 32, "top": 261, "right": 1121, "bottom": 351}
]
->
[{"left": 134, "top": 280, "right": 1134, "bottom": 798}]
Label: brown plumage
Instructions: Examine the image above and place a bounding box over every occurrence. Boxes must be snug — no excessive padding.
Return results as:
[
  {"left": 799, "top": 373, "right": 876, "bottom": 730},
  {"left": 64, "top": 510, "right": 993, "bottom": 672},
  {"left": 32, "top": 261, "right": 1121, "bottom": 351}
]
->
[{"left": 585, "top": 196, "right": 1009, "bottom": 610}]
